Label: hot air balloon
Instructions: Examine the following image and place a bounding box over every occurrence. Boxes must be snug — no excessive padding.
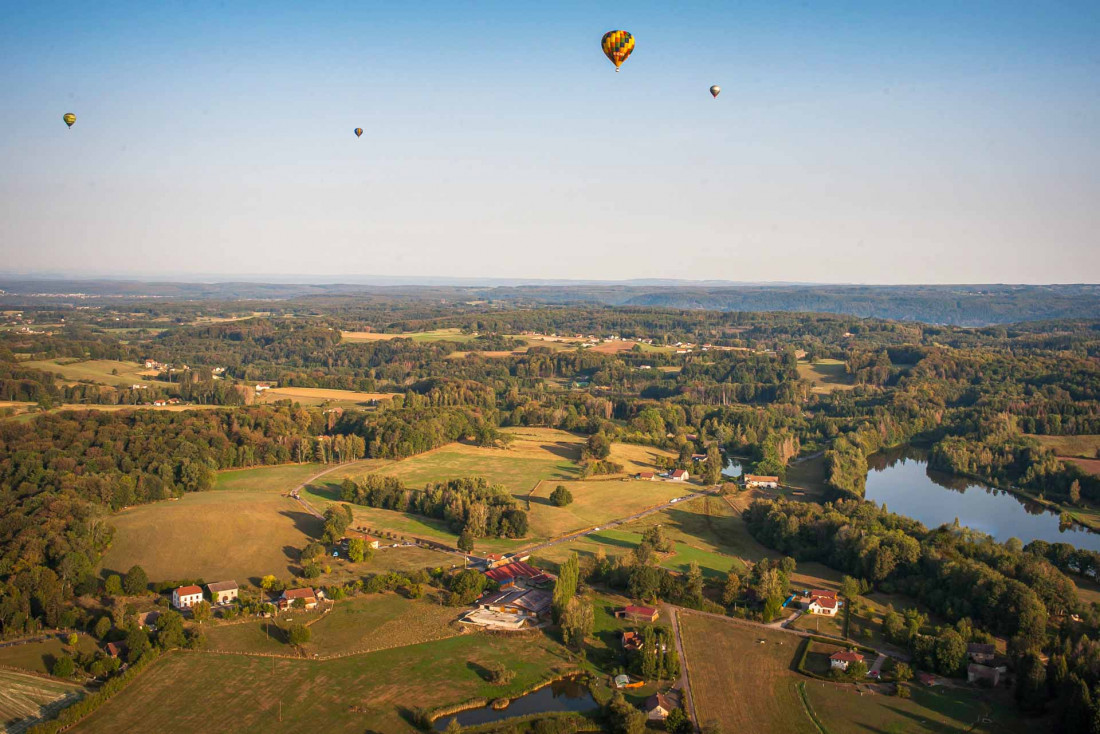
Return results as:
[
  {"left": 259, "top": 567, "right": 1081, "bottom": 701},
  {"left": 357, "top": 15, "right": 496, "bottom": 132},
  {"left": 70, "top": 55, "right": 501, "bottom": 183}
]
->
[
  {"left": 710, "top": 85, "right": 721, "bottom": 99},
  {"left": 354, "top": 128, "right": 363, "bottom": 138},
  {"left": 601, "top": 31, "right": 634, "bottom": 72},
  {"left": 63, "top": 113, "right": 76, "bottom": 129}
]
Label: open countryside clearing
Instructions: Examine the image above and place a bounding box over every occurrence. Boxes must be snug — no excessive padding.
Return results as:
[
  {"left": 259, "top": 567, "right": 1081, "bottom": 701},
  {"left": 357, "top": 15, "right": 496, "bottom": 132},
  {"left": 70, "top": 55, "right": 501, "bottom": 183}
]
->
[
  {"left": 254, "top": 386, "right": 394, "bottom": 406},
  {"left": 70, "top": 632, "right": 578, "bottom": 734},
  {"left": 797, "top": 358, "right": 855, "bottom": 393},
  {"left": 19, "top": 359, "right": 163, "bottom": 386}
]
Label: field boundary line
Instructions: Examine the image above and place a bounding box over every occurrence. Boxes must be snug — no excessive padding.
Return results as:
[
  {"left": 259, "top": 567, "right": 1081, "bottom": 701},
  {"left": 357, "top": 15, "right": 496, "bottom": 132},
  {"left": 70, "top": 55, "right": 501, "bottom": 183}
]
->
[{"left": 666, "top": 606, "right": 700, "bottom": 732}]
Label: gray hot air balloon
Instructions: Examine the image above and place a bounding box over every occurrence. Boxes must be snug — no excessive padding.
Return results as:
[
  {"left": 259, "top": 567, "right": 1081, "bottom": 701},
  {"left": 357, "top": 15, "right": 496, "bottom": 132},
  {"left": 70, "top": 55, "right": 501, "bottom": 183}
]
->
[{"left": 710, "top": 85, "right": 721, "bottom": 99}]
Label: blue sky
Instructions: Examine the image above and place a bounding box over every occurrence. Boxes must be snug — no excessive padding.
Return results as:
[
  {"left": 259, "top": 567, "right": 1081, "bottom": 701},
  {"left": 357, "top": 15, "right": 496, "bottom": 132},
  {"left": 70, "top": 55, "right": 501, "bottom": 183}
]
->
[{"left": 1, "top": 1, "right": 1098, "bottom": 283}]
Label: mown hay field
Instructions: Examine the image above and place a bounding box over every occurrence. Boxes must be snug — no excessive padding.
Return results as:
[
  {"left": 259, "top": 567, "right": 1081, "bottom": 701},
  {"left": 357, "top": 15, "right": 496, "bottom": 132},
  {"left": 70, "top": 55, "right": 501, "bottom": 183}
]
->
[
  {"left": 99, "top": 486, "right": 322, "bottom": 582},
  {"left": 679, "top": 612, "right": 813, "bottom": 733},
  {"left": 71, "top": 631, "right": 577, "bottom": 733},
  {"left": 254, "top": 386, "right": 394, "bottom": 406},
  {"left": 0, "top": 669, "right": 85, "bottom": 734},
  {"left": 339, "top": 328, "right": 474, "bottom": 343}
]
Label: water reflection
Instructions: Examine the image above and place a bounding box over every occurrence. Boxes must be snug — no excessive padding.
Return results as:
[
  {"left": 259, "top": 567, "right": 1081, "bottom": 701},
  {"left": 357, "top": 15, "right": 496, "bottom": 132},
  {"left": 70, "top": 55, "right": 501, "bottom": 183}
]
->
[
  {"left": 865, "top": 447, "right": 1100, "bottom": 552},
  {"left": 433, "top": 677, "right": 597, "bottom": 730},
  {"left": 722, "top": 458, "right": 743, "bottom": 479}
]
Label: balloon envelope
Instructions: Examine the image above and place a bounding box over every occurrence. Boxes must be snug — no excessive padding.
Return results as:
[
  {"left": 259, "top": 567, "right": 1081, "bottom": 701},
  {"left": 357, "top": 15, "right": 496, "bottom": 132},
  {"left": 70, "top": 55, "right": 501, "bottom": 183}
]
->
[
  {"left": 354, "top": 128, "right": 363, "bottom": 138},
  {"left": 710, "top": 85, "right": 721, "bottom": 98},
  {"left": 63, "top": 113, "right": 76, "bottom": 128},
  {"left": 601, "top": 31, "right": 635, "bottom": 71}
]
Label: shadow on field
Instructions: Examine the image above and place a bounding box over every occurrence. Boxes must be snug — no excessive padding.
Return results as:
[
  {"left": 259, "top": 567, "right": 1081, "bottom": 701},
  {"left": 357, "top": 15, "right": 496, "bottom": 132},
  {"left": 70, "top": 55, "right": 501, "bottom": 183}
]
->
[
  {"left": 305, "top": 482, "right": 342, "bottom": 501},
  {"left": 466, "top": 660, "right": 493, "bottom": 681},
  {"left": 539, "top": 442, "right": 582, "bottom": 461},
  {"left": 278, "top": 509, "right": 325, "bottom": 536}
]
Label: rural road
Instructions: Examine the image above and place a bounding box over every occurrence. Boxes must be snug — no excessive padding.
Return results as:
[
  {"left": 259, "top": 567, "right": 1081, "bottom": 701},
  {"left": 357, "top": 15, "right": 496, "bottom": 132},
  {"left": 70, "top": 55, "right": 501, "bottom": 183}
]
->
[{"left": 666, "top": 605, "right": 701, "bottom": 732}]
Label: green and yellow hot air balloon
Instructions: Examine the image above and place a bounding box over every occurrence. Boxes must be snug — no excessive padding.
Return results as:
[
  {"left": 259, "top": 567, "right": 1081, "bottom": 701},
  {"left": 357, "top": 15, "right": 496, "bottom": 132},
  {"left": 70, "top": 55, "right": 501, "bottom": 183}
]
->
[
  {"left": 63, "top": 113, "right": 76, "bottom": 129},
  {"left": 354, "top": 128, "right": 363, "bottom": 138},
  {"left": 601, "top": 31, "right": 634, "bottom": 72}
]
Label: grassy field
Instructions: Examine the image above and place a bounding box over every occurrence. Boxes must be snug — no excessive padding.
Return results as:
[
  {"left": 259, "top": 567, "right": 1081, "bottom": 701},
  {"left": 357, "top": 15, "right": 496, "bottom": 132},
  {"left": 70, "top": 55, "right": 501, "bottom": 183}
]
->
[
  {"left": 213, "top": 463, "right": 328, "bottom": 492},
  {"left": 0, "top": 636, "right": 100, "bottom": 676},
  {"left": 204, "top": 593, "right": 461, "bottom": 658},
  {"left": 255, "top": 386, "right": 394, "bottom": 407},
  {"left": 100, "top": 485, "right": 322, "bottom": 583},
  {"left": 339, "top": 328, "right": 475, "bottom": 343},
  {"left": 0, "top": 670, "right": 86, "bottom": 734},
  {"left": 526, "top": 479, "right": 686, "bottom": 538},
  {"left": 1030, "top": 434, "right": 1100, "bottom": 459},
  {"left": 679, "top": 612, "right": 813, "bottom": 732},
  {"left": 71, "top": 631, "right": 578, "bottom": 733},
  {"left": 797, "top": 359, "right": 855, "bottom": 393},
  {"left": 20, "top": 359, "right": 161, "bottom": 386},
  {"left": 806, "top": 678, "right": 1034, "bottom": 733}
]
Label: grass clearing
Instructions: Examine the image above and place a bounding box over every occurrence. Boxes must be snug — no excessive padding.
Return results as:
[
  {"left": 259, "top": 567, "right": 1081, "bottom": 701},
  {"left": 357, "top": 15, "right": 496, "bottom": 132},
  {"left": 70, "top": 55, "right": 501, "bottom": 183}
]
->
[
  {"left": 72, "top": 629, "right": 577, "bottom": 733},
  {"left": 100, "top": 486, "right": 321, "bottom": 583},
  {"left": 0, "top": 636, "right": 100, "bottom": 676},
  {"left": 1030, "top": 434, "right": 1100, "bottom": 459},
  {"left": 806, "top": 678, "right": 1034, "bottom": 733},
  {"left": 797, "top": 359, "right": 855, "bottom": 393},
  {"left": 255, "top": 386, "right": 394, "bottom": 407},
  {"left": 679, "top": 612, "right": 812, "bottom": 732},
  {"left": 0, "top": 670, "right": 86, "bottom": 734},
  {"left": 339, "top": 328, "right": 475, "bottom": 344},
  {"left": 20, "top": 359, "right": 163, "bottom": 387}
]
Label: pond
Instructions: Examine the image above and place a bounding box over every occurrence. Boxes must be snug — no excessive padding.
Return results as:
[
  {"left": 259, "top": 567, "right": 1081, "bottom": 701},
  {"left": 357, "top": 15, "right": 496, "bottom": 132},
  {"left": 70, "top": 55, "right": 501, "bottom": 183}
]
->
[
  {"left": 865, "top": 446, "right": 1100, "bottom": 552},
  {"left": 722, "top": 457, "right": 744, "bottom": 479},
  {"left": 432, "top": 677, "right": 598, "bottom": 730}
]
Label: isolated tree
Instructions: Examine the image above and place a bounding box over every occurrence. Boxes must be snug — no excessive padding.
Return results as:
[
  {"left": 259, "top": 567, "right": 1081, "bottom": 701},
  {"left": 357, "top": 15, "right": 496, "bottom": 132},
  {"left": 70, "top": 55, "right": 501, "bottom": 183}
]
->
[
  {"left": 125, "top": 626, "right": 151, "bottom": 664},
  {"left": 67, "top": 633, "right": 79, "bottom": 647},
  {"left": 122, "top": 565, "right": 148, "bottom": 595},
  {"left": 93, "top": 616, "right": 112, "bottom": 640},
  {"left": 52, "top": 655, "right": 75, "bottom": 678},
  {"left": 443, "top": 718, "right": 462, "bottom": 734},
  {"left": 685, "top": 561, "right": 704, "bottom": 607},
  {"left": 703, "top": 444, "right": 723, "bottom": 485},
  {"left": 457, "top": 530, "right": 475, "bottom": 553},
  {"left": 585, "top": 432, "right": 611, "bottom": 460},
  {"left": 846, "top": 660, "right": 868, "bottom": 680},
  {"left": 156, "top": 610, "right": 187, "bottom": 649},
  {"left": 561, "top": 596, "right": 594, "bottom": 650},
  {"left": 840, "top": 576, "right": 860, "bottom": 600},
  {"left": 722, "top": 571, "right": 742, "bottom": 606},
  {"left": 260, "top": 574, "right": 278, "bottom": 590},
  {"left": 553, "top": 553, "right": 580, "bottom": 624},
  {"left": 322, "top": 503, "right": 354, "bottom": 543},
  {"left": 487, "top": 661, "right": 515, "bottom": 685},
  {"left": 1070, "top": 480, "right": 1082, "bottom": 505},
  {"left": 550, "top": 485, "right": 574, "bottom": 507},
  {"left": 287, "top": 623, "right": 311, "bottom": 647},
  {"left": 893, "top": 662, "right": 913, "bottom": 684},
  {"left": 448, "top": 569, "right": 487, "bottom": 606},
  {"left": 301, "top": 542, "right": 324, "bottom": 562},
  {"left": 191, "top": 601, "right": 212, "bottom": 624},
  {"left": 606, "top": 691, "right": 646, "bottom": 734},
  {"left": 666, "top": 707, "right": 691, "bottom": 734},
  {"left": 347, "top": 537, "right": 366, "bottom": 562},
  {"left": 104, "top": 574, "right": 123, "bottom": 596}
]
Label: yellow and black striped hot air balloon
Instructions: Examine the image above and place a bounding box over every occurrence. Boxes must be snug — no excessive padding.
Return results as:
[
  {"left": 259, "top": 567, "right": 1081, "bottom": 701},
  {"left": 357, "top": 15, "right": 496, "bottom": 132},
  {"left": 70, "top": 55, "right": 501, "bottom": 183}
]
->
[
  {"left": 63, "top": 113, "right": 76, "bottom": 129},
  {"left": 354, "top": 128, "right": 363, "bottom": 138},
  {"left": 601, "top": 30, "right": 634, "bottom": 72}
]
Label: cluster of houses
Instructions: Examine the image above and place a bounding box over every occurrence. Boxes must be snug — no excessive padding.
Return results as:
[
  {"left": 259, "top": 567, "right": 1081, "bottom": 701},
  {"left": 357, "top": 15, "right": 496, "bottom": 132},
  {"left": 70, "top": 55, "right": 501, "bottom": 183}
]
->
[
  {"left": 634, "top": 469, "right": 690, "bottom": 482},
  {"left": 170, "top": 580, "right": 319, "bottom": 614},
  {"left": 743, "top": 474, "right": 780, "bottom": 489}
]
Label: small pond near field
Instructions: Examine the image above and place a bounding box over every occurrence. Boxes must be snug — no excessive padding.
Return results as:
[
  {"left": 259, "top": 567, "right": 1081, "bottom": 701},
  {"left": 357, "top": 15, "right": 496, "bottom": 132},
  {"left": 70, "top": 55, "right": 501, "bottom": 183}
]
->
[
  {"left": 865, "top": 446, "right": 1100, "bottom": 552},
  {"left": 722, "top": 458, "right": 744, "bottom": 479},
  {"left": 432, "top": 677, "right": 598, "bottom": 730}
]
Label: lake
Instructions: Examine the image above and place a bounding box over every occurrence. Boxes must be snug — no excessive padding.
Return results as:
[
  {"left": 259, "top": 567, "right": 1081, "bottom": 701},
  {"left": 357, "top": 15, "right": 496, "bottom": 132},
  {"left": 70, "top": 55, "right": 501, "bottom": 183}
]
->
[
  {"left": 865, "top": 446, "right": 1100, "bottom": 552},
  {"left": 432, "top": 677, "right": 598, "bottom": 730},
  {"left": 722, "top": 457, "right": 743, "bottom": 479}
]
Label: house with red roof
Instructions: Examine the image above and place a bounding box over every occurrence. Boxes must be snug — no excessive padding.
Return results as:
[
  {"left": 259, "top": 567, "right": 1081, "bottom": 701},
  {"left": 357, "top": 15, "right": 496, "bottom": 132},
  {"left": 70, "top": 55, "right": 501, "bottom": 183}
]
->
[
  {"left": 669, "top": 469, "right": 689, "bottom": 482},
  {"left": 483, "top": 561, "right": 553, "bottom": 589},
  {"left": 829, "top": 650, "right": 865, "bottom": 671},
  {"left": 278, "top": 587, "right": 318, "bottom": 611},
  {"left": 806, "top": 589, "right": 839, "bottom": 616},
  {"left": 171, "top": 585, "right": 204, "bottom": 610}
]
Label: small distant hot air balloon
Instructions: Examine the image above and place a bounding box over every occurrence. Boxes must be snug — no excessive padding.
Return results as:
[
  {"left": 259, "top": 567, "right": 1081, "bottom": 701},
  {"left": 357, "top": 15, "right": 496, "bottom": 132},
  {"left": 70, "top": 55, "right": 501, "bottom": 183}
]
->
[
  {"left": 710, "top": 85, "right": 721, "bottom": 99},
  {"left": 601, "top": 31, "right": 635, "bottom": 72},
  {"left": 354, "top": 128, "right": 363, "bottom": 138},
  {"left": 63, "top": 113, "right": 76, "bottom": 129}
]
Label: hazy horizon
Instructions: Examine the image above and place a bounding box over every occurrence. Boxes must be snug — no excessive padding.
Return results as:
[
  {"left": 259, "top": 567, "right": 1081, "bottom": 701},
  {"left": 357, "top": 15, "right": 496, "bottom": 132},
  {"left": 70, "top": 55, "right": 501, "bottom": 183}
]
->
[{"left": 3, "top": 1, "right": 1099, "bottom": 284}]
